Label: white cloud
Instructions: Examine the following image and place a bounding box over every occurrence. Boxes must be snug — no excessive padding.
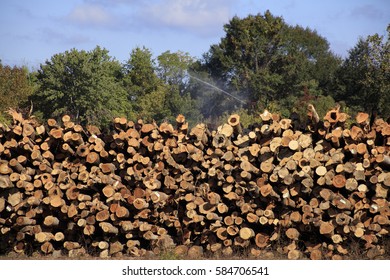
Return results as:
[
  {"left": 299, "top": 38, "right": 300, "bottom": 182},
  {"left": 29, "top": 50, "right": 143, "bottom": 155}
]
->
[
  {"left": 67, "top": 3, "right": 113, "bottom": 27},
  {"left": 138, "top": 0, "right": 233, "bottom": 37},
  {"left": 63, "top": 0, "right": 235, "bottom": 36}
]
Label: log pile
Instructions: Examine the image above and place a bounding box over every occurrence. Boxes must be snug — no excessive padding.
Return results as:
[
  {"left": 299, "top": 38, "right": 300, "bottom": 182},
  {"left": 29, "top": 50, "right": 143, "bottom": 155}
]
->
[{"left": 0, "top": 107, "right": 389, "bottom": 259}]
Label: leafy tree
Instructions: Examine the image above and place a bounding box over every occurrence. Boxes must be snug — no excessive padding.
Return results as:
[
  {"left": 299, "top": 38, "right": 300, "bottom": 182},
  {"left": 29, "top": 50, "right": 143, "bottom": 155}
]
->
[
  {"left": 136, "top": 85, "right": 171, "bottom": 121},
  {"left": 124, "top": 48, "right": 201, "bottom": 123},
  {"left": 287, "top": 79, "right": 335, "bottom": 121},
  {"left": 31, "top": 46, "right": 131, "bottom": 127},
  {"left": 0, "top": 62, "right": 34, "bottom": 123},
  {"left": 157, "top": 50, "right": 194, "bottom": 88},
  {"left": 157, "top": 51, "right": 201, "bottom": 124},
  {"left": 281, "top": 25, "right": 341, "bottom": 97},
  {"left": 123, "top": 47, "right": 160, "bottom": 102},
  {"left": 335, "top": 26, "right": 390, "bottom": 118},
  {"left": 202, "top": 11, "right": 340, "bottom": 116},
  {"left": 204, "top": 11, "right": 286, "bottom": 104}
]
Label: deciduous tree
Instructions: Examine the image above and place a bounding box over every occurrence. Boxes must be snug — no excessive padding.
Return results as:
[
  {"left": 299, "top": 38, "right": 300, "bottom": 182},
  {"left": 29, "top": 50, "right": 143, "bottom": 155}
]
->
[
  {"left": 31, "top": 46, "right": 131, "bottom": 127},
  {"left": 0, "top": 61, "right": 34, "bottom": 122},
  {"left": 202, "top": 11, "right": 340, "bottom": 117},
  {"left": 335, "top": 26, "right": 389, "bottom": 118}
]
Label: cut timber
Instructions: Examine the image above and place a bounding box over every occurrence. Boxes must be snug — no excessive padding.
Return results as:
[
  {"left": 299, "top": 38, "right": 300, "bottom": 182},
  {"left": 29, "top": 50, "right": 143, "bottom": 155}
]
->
[
  {"left": 16, "top": 216, "right": 36, "bottom": 226},
  {"left": 239, "top": 227, "right": 255, "bottom": 240},
  {"left": 86, "top": 152, "right": 100, "bottom": 165},
  {"left": 96, "top": 209, "right": 110, "bottom": 221},
  {"left": 332, "top": 174, "right": 346, "bottom": 188},
  {"left": 331, "top": 234, "right": 343, "bottom": 244},
  {"left": 115, "top": 206, "right": 129, "bottom": 218},
  {"left": 288, "top": 249, "right": 302, "bottom": 260},
  {"left": 216, "top": 227, "right": 228, "bottom": 240},
  {"left": 150, "top": 191, "right": 169, "bottom": 203},
  {"left": 286, "top": 228, "right": 300, "bottom": 240},
  {"left": 0, "top": 163, "right": 12, "bottom": 175},
  {"left": 218, "top": 123, "right": 234, "bottom": 138},
  {"left": 133, "top": 198, "right": 149, "bottom": 210},
  {"left": 35, "top": 232, "right": 54, "bottom": 243},
  {"left": 288, "top": 140, "right": 300, "bottom": 151},
  {"left": 0, "top": 109, "right": 389, "bottom": 259},
  {"left": 246, "top": 213, "right": 259, "bottom": 223},
  {"left": 8, "top": 192, "right": 22, "bottom": 206},
  {"left": 41, "top": 241, "right": 54, "bottom": 254},
  {"left": 0, "top": 175, "right": 12, "bottom": 188},
  {"left": 354, "top": 227, "right": 365, "bottom": 238},
  {"left": 260, "top": 161, "right": 274, "bottom": 173},
  {"left": 324, "top": 108, "right": 340, "bottom": 124},
  {"left": 99, "top": 222, "right": 119, "bottom": 234},
  {"left": 310, "top": 249, "right": 322, "bottom": 260},
  {"left": 228, "top": 114, "right": 242, "bottom": 136},
  {"left": 49, "top": 195, "right": 63, "bottom": 208},
  {"left": 315, "top": 166, "right": 327, "bottom": 176},
  {"left": 307, "top": 104, "right": 320, "bottom": 124},
  {"left": 43, "top": 216, "right": 60, "bottom": 227},
  {"left": 0, "top": 197, "right": 5, "bottom": 213},
  {"left": 356, "top": 112, "right": 369, "bottom": 125},
  {"left": 319, "top": 221, "right": 335, "bottom": 235},
  {"left": 255, "top": 233, "right": 269, "bottom": 248},
  {"left": 260, "top": 110, "right": 272, "bottom": 122},
  {"left": 212, "top": 134, "right": 230, "bottom": 148},
  {"left": 100, "top": 163, "right": 116, "bottom": 174}
]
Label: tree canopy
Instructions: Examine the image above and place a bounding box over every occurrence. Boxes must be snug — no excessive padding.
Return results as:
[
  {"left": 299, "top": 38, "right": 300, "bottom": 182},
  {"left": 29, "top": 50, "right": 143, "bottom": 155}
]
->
[
  {"left": 123, "top": 48, "right": 200, "bottom": 123},
  {"left": 202, "top": 11, "right": 341, "bottom": 118},
  {"left": 31, "top": 46, "right": 131, "bottom": 127},
  {"left": 2, "top": 11, "right": 388, "bottom": 128},
  {"left": 0, "top": 62, "right": 34, "bottom": 123},
  {"left": 334, "top": 25, "right": 390, "bottom": 118}
]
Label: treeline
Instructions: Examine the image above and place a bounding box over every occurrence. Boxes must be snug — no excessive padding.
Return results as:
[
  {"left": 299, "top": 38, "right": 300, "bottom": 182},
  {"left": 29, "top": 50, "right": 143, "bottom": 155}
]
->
[{"left": 1, "top": 11, "right": 389, "bottom": 128}]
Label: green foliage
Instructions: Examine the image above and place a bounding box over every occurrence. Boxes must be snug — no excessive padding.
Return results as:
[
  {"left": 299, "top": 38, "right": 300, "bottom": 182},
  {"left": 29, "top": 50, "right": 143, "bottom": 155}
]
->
[
  {"left": 0, "top": 62, "right": 34, "bottom": 123},
  {"left": 289, "top": 79, "right": 335, "bottom": 121},
  {"left": 31, "top": 46, "right": 131, "bottom": 127},
  {"left": 125, "top": 48, "right": 201, "bottom": 124},
  {"left": 335, "top": 26, "right": 390, "bottom": 118},
  {"left": 204, "top": 11, "right": 286, "bottom": 103},
  {"left": 123, "top": 47, "right": 160, "bottom": 102},
  {"left": 2, "top": 16, "right": 387, "bottom": 128},
  {"left": 156, "top": 51, "right": 202, "bottom": 125},
  {"left": 136, "top": 85, "right": 171, "bottom": 121},
  {"left": 202, "top": 11, "right": 341, "bottom": 118},
  {"left": 157, "top": 51, "right": 194, "bottom": 87}
]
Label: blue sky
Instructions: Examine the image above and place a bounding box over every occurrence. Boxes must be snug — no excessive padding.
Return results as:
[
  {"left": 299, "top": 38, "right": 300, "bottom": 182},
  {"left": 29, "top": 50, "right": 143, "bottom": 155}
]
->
[{"left": 0, "top": 0, "right": 389, "bottom": 69}]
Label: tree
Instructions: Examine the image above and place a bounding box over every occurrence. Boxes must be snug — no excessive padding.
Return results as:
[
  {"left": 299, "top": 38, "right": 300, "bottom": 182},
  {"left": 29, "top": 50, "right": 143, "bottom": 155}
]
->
[
  {"left": 0, "top": 62, "right": 34, "bottom": 123},
  {"left": 31, "top": 46, "right": 131, "bottom": 127},
  {"left": 335, "top": 26, "right": 390, "bottom": 118},
  {"left": 157, "top": 51, "right": 201, "bottom": 124},
  {"left": 204, "top": 11, "right": 286, "bottom": 104},
  {"left": 123, "top": 47, "right": 160, "bottom": 102},
  {"left": 124, "top": 48, "right": 201, "bottom": 123},
  {"left": 202, "top": 11, "right": 340, "bottom": 117},
  {"left": 157, "top": 50, "right": 194, "bottom": 89},
  {"left": 280, "top": 25, "right": 341, "bottom": 97}
]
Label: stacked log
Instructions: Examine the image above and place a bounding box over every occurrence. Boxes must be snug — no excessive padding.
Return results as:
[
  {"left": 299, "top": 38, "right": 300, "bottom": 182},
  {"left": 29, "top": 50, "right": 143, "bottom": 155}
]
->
[{"left": 0, "top": 108, "right": 389, "bottom": 260}]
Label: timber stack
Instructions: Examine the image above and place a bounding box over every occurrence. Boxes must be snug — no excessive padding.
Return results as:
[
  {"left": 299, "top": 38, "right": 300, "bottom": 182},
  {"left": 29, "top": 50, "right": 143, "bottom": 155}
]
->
[{"left": 0, "top": 107, "right": 389, "bottom": 260}]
